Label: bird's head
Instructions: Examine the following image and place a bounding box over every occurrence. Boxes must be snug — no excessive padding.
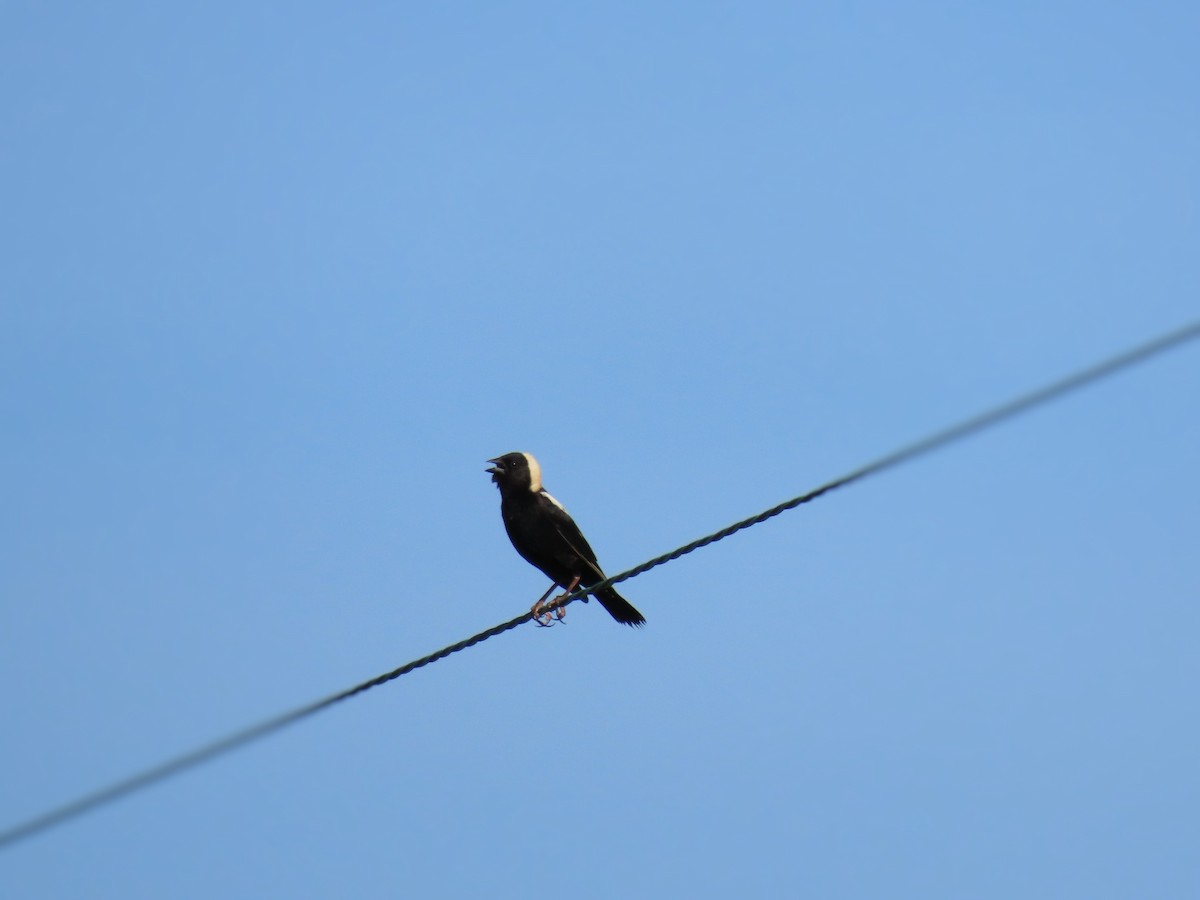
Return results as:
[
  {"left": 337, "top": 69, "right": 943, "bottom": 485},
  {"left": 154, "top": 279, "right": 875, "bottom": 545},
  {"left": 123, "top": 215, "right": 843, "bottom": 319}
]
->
[{"left": 486, "top": 451, "right": 543, "bottom": 493}]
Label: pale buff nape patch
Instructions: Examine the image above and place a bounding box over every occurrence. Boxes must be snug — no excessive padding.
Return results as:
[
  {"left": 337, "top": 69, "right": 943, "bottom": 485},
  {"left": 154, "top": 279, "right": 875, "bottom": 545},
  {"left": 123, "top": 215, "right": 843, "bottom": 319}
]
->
[{"left": 521, "top": 452, "right": 542, "bottom": 493}]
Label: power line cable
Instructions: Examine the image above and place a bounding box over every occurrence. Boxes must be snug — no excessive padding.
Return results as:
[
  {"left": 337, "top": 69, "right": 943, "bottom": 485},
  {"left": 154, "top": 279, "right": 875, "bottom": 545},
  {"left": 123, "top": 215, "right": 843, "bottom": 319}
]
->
[{"left": 2, "top": 319, "right": 1198, "bottom": 851}]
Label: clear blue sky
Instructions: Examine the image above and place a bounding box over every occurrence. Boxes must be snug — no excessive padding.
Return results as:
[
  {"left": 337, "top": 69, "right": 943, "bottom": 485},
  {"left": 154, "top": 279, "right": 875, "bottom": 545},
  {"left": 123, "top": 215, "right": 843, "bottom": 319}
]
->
[{"left": 2, "top": 3, "right": 1198, "bottom": 897}]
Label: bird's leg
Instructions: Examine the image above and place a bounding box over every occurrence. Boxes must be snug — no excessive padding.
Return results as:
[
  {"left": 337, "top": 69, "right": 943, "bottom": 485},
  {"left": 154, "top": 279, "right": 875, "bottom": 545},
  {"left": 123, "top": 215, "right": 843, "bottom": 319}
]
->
[
  {"left": 549, "top": 575, "right": 581, "bottom": 622},
  {"left": 531, "top": 582, "right": 558, "bottom": 627}
]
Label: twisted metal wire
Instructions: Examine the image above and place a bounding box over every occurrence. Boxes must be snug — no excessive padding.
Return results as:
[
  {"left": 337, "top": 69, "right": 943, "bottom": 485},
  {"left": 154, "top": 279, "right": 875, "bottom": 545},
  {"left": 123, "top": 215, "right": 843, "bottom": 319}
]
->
[{"left": 2, "top": 318, "right": 1198, "bottom": 851}]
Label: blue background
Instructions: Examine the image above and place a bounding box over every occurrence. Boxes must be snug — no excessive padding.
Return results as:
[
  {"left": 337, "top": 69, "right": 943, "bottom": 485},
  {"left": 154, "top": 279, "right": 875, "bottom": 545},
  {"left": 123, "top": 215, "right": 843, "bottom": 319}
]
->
[{"left": 3, "top": 3, "right": 1198, "bottom": 897}]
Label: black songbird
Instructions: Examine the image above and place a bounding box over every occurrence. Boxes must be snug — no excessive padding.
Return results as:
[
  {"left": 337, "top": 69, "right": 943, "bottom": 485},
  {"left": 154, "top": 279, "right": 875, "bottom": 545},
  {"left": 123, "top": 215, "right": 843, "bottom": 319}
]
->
[{"left": 487, "top": 452, "right": 645, "bottom": 627}]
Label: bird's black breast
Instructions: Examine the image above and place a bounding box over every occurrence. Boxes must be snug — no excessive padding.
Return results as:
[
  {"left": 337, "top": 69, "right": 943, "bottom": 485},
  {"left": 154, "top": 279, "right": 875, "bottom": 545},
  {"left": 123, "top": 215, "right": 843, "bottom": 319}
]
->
[{"left": 500, "top": 490, "right": 601, "bottom": 588}]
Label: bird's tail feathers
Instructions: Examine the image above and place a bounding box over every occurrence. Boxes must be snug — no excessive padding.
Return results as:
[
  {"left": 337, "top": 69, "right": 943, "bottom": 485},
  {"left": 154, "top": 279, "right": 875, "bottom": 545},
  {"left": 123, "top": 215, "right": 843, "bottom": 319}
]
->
[{"left": 593, "top": 586, "right": 646, "bottom": 627}]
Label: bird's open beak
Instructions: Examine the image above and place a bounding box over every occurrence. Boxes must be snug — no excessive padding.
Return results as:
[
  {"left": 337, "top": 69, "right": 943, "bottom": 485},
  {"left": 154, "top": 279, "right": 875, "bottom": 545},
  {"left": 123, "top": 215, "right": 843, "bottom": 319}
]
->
[{"left": 485, "top": 459, "right": 503, "bottom": 475}]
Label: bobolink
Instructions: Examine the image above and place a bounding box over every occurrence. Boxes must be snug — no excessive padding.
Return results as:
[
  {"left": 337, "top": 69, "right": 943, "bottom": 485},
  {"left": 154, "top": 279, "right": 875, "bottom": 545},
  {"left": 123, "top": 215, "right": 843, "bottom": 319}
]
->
[{"left": 487, "top": 452, "right": 645, "bottom": 627}]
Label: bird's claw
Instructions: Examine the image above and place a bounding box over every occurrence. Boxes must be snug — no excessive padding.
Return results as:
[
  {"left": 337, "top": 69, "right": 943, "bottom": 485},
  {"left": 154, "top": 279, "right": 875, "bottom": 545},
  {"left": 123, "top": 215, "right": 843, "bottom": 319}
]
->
[
  {"left": 531, "top": 593, "right": 569, "bottom": 627},
  {"left": 531, "top": 599, "right": 557, "bottom": 627},
  {"left": 547, "top": 591, "right": 570, "bottom": 624}
]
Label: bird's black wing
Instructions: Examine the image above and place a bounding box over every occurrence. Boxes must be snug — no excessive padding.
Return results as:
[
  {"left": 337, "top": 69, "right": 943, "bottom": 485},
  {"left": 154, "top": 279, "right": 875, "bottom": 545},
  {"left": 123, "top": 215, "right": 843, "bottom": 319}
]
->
[
  {"left": 501, "top": 491, "right": 593, "bottom": 586},
  {"left": 533, "top": 491, "right": 646, "bottom": 626},
  {"left": 536, "top": 493, "right": 597, "bottom": 560},
  {"left": 536, "top": 492, "right": 616, "bottom": 586}
]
